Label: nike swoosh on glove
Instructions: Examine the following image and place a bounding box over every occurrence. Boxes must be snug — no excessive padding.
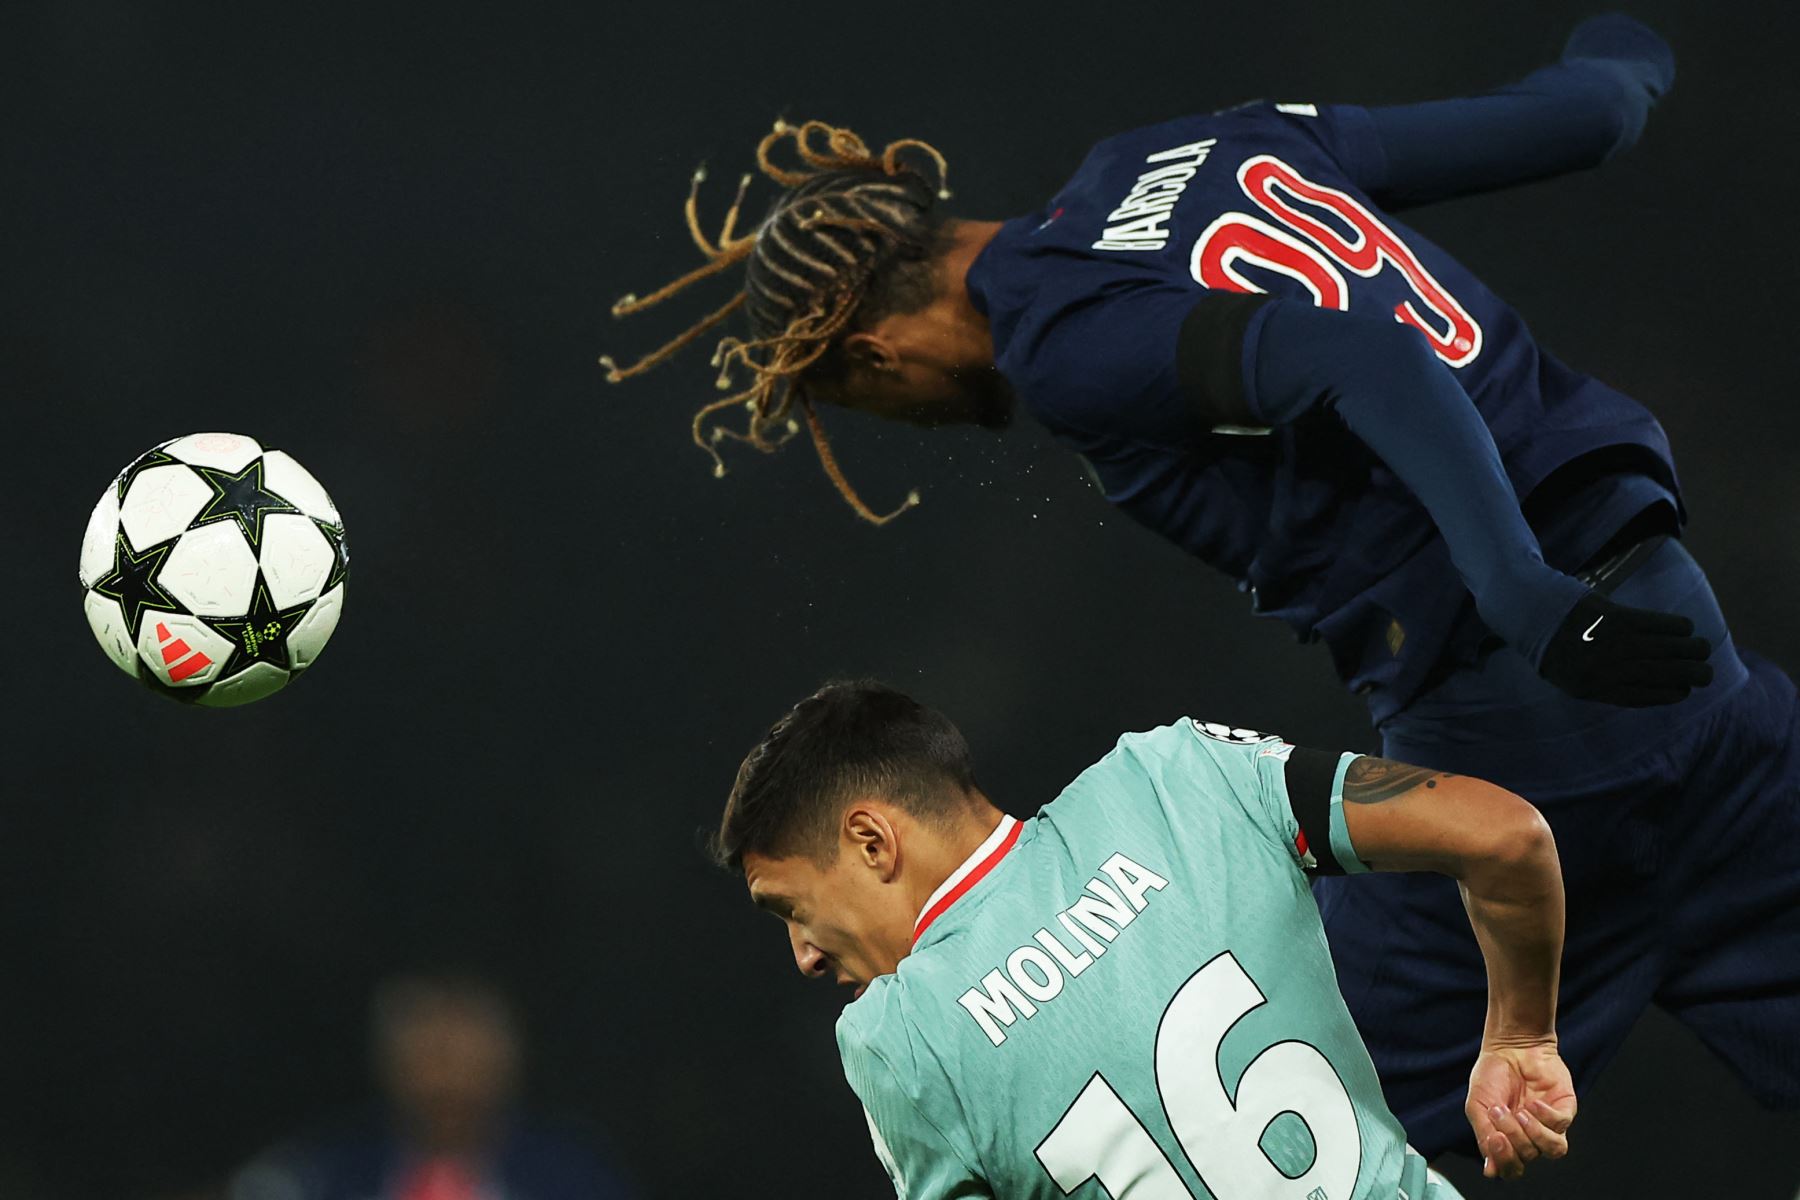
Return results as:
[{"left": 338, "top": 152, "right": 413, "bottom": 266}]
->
[{"left": 1536, "top": 591, "right": 1713, "bottom": 707}]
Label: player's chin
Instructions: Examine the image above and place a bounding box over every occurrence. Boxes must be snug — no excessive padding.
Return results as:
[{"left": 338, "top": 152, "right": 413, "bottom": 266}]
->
[
  {"left": 957, "top": 370, "right": 1016, "bottom": 430},
  {"left": 892, "top": 372, "right": 1014, "bottom": 429}
]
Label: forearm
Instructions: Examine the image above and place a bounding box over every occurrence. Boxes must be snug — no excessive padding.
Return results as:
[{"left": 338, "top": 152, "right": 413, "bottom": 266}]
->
[
  {"left": 1365, "top": 63, "right": 1649, "bottom": 209},
  {"left": 1456, "top": 822, "right": 1565, "bottom": 1043},
  {"left": 1359, "top": 15, "right": 1675, "bottom": 210},
  {"left": 1336, "top": 762, "right": 1569, "bottom": 1058}
]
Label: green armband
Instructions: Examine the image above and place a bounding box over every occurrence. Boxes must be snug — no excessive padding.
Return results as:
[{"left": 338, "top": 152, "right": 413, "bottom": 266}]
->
[{"left": 1328, "top": 752, "right": 1372, "bottom": 875}]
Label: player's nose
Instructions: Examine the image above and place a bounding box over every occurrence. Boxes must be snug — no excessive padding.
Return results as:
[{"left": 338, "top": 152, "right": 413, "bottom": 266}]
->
[{"left": 790, "top": 928, "right": 828, "bottom": 978}]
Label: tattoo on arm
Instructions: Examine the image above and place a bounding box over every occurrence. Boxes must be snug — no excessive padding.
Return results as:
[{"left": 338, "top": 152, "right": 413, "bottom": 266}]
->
[{"left": 1343, "top": 757, "right": 1457, "bottom": 805}]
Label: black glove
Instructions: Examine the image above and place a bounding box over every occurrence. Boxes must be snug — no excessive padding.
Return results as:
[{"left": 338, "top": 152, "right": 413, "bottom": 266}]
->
[{"left": 1536, "top": 591, "right": 1713, "bottom": 707}]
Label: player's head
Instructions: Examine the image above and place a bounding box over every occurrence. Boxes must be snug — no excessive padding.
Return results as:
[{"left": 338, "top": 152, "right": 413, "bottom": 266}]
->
[
  {"left": 714, "top": 679, "right": 994, "bottom": 996},
  {"left": 602, "top": 120, "right": 1012, "bottom": 525},
  {"left": 371, "top": 972, "right": 521, "bottom": 1152}
]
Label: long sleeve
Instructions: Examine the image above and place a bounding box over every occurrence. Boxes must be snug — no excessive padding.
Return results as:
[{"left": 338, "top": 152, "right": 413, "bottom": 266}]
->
[
  {"left": 1242, "top": 300, "right": 1589, "bottom": 665},
  {"left": 839, "top": 1007, "right": 991, "bottom": 1199},
  {"left": 1352, "top": 14, "right": 1675, "bottom": 210}
]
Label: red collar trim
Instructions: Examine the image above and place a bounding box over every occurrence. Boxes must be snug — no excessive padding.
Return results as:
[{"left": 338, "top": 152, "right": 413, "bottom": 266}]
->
[{"left": 912, "top": 815, "right": 1021, "bottom": 946}]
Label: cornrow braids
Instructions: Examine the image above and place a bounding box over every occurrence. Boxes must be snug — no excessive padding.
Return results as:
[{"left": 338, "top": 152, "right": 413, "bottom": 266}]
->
[{"left": 600, "top": 119, "right": 952, "bottom": 525}]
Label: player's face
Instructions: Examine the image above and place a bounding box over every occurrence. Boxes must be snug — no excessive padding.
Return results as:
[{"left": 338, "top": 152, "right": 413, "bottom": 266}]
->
[
  {"left": 821, "top": 301, "right": 1015, "bottom": 429},
  {"left": 378, "top": 1001, "right": 519, "bottom": 1147},
  {"left": 828, "top": 360, "right": 1016, "bottom": 431},
  {"left": 743, "top": 848, "right": 908, "bottom": 999}
]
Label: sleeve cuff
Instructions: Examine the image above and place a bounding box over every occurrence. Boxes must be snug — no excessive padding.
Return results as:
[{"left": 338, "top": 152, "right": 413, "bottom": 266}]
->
[
  {"left": 1561, "top": 14, "right": 1675, "bottom": 95},
  {"left": 1328, "top": 752, "right": 1372, "bottom": 874}
]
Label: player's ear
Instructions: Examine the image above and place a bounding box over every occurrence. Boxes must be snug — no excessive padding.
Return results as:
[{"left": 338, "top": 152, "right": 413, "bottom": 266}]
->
[
  {"left": 842, "top": 331, "right": 899, "bottom": 377},
  {"left": 843, "top": 806, "right": 901, "bottom": 880}
]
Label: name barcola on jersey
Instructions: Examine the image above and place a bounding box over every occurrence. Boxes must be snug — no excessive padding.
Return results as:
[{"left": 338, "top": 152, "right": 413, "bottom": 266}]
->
[
  {"left": 956, "top": 853, "right": 1169, "bottom": 1047},
  {"left": 1093, "top": 117, "right": 1485, "bottom": 370},
  {"left": 1092, "top": 138, "right": 1217, "bottom": 252}
]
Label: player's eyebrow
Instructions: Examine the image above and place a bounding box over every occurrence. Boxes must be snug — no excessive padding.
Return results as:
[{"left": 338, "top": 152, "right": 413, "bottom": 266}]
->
[{"left": 749, "top": 889, "right": 795, "bottom": 920}]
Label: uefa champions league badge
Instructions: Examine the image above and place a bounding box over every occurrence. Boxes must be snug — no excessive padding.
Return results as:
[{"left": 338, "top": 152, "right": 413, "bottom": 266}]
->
[{"left": 1193, "top": 721, "right": 1282, "bottom": 746}]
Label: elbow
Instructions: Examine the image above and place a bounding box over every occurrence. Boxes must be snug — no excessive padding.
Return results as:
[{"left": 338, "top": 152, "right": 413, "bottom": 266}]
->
[
  {"left": 1277, "top": 306, "right": 1442, "bottom": 411},
  {"left": 1329, "top": 318, "right": 1445, "bottom": 401},
  {"left": 1490, "top": 796, "right": 1558, "bottom": 876},
  {"left": 1258, "top": 299, "right": 1486, "bottom": 429},
  {"left": 1462, "top": 785, "right": 1561, "bottom": 887},
  {"left": 1369, "top": 319, "right": 1442, "bottom": 369}
]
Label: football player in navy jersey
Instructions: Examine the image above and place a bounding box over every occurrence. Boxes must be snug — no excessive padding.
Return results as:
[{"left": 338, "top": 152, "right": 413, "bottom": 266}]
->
[{"left": 604, "top": 14, "right": 1800, "bottom": 1161}]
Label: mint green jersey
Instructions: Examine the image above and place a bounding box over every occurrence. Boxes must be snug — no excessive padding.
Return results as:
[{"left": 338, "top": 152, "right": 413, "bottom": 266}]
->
[{"left": 835, "top": 720, "right": 1461, "bottom": 1200}]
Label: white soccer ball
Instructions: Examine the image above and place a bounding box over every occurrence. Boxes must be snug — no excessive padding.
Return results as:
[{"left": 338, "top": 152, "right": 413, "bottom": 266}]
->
[{"left": 78, "top": 432, "right": 348, "bottom": 707}]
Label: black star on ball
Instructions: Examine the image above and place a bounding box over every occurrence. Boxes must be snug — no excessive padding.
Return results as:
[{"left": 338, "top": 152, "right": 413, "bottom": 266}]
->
[
  {"left": 316, "top": 519, "right": 350, "bottom": 591},
  {"left": 92, "top": 534, "right": 182, "bottom": 641},
  {"left": 210, "top": 575, "right": 314, "bottom": 676},
  {"left": 191, "top": 458, "right": 299, "bottom": 547}
]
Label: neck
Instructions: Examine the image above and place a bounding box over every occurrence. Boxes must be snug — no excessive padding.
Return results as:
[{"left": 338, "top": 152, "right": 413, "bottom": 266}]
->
[
  {"left": 405, "top": 1108, "right": 501, "bottom": 1157},
  {"left": 943, "top": 218, "right": 1004, "bottom": 275},
  {"left": 905, "top": 797, "right": 1008, "bottom": 925},
  {"left": 937, "top": 219, "right": 1004, "bottom": 366}
]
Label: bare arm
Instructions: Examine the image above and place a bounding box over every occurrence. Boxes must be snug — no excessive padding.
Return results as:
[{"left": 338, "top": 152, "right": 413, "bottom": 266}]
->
[
  {"left": 1338, "top": 757, "right": 1563, "bottom": 1042},
  {"left": 1334, "top": 757, "right": 1573, "bottom": 1178}
]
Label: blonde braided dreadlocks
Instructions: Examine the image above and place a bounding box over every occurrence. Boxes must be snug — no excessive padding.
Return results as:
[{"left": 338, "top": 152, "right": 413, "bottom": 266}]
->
[{"left": 600, "top": 120, "right": 952, "bottom": 525}]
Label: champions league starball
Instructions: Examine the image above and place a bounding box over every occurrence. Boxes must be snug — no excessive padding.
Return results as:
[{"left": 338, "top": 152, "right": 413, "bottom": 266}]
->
[{"left": 78, "top": 432, "right": 348, "bottom": 707}]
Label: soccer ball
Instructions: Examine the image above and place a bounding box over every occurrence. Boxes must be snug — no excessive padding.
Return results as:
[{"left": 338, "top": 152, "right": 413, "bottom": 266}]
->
[{"left": 78, "top": 432, "right": 348, "bottom": 707}]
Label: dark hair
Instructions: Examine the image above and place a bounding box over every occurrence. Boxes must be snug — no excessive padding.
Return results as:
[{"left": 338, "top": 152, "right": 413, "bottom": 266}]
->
[
  {"left": 711, "top": 679, "right": 979, "bottom": 871},
  {"left": 601, "top": 121, "right": 952, "bottom": 524}
]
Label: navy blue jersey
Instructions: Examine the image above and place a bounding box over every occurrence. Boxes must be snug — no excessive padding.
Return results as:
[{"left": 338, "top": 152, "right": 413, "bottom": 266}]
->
[{"left": 967, "top": 83, "right": 1680, "bottom": 717}]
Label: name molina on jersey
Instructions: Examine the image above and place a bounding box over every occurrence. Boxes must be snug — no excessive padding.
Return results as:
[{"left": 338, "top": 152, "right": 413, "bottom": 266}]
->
[
  {"left": 1092, "top": 139, "right": 1216, "bottom": 252},
  {"left": 956, "top": 853, "right": 1169, "bottom": 1046}
]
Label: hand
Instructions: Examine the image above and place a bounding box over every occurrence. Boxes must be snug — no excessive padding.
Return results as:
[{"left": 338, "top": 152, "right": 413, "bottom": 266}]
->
[
  {"left": 1536, "top": 591, "right": 1712, "bottom": 707},
  {"left": 1465, "top": 1039, "right": 1577, "bottom": 1180},
  {"left": 1563, "top": 14, "right": 1676, "bottom": 98}
]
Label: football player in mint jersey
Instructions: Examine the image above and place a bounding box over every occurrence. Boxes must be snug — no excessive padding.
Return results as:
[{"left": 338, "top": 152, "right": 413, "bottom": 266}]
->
[
  {"left": 714, "top": 680, "right": 1573, "bottom": 1194},
  {"left": 614, "top": 15, "right": 1800, "bottom": 1158}
]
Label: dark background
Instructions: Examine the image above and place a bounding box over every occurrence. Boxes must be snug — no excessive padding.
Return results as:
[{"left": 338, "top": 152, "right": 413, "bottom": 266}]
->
[{"left": 5, "top": 0, "right": 1798, "bottom": 1196}]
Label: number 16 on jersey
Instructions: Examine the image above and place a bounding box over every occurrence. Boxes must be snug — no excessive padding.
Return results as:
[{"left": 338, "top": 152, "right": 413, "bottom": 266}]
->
[{"left": 1035, "top": 952, "right": 1362, "bottom": 1198}]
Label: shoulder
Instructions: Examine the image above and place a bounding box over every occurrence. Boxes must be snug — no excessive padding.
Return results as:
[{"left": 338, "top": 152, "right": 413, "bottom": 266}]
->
[
  {"left": 1212, "top": 99, "right": 1384, "bottom": 174},
  {"left": 835, "top": 977, "right": 968, "bottom": 1134},
  {"left": 1084, "top": 100, "right": 1373, "bottom": 164},
  {"left": 835, "top": 974, "right": 899, "bottom": 1055},
  {"left": 836, "top": 974, "right": 928, "bottom": 1086},
  {"left": 1174, "top": 720, "right": 1299, "bottom": 788},
  {"left": 1079, "top": 102, "right": 1324, "bottom": 160},
  {"left": 1185, "top": 718, "right": 1290, "bottom": 753},
  {"left": 1043, "top": 722, "right": 1217, "bottom": 817},
  {"left": 991, "top": 270, "right": 1205, "bottom": 441},
  {"left": 1105, "top": 718, "right": 1283, "bottom": 771},
  {"left": 1055, "top": 720, "right": 1292, "bottom": 813},
  {"left": 228, "top": 1112, "right": 391, "bottom": 1200},
  {"left": 1057, "top": 722, "right": 1205, "bottom": 787}
]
